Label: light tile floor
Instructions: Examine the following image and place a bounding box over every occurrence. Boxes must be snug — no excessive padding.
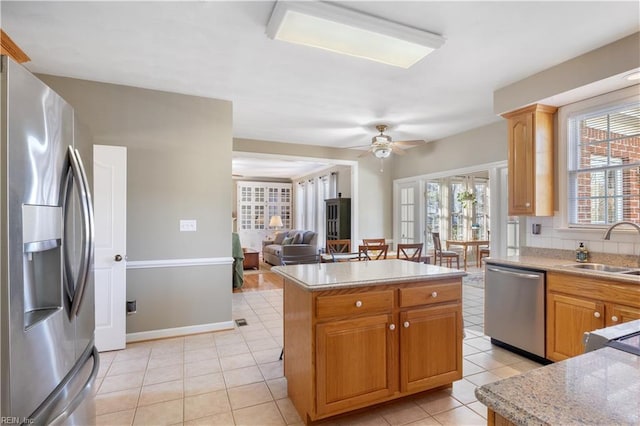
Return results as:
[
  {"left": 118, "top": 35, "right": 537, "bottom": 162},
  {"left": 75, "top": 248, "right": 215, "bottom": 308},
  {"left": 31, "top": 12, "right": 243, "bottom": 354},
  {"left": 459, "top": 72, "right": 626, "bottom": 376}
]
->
[{"left": 92, "top": 268, "right": 542, "bottom": 425}]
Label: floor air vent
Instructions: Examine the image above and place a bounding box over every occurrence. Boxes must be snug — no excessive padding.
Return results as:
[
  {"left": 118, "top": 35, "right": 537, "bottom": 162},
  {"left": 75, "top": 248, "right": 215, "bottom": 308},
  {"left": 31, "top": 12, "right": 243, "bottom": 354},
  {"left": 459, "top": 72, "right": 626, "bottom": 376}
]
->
[{"left": 235, "top": 318, "right": 248, "bottom": 327}]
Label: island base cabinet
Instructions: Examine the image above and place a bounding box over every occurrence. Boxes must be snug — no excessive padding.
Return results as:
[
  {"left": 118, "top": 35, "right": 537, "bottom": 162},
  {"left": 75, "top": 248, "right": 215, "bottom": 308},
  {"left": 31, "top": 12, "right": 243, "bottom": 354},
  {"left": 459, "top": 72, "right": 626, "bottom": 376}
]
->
[
  {"left": 488, "top": 409, "right": 517, "bottom": 426},
  {"left": 283, "top": 278, "right": 463, "bottom": 424},
  {"left": 400, "top": 304, "right": 462, "bottom": 392},
  {"left": 316, "top": 314, "right": 397, "bottom": 416}
]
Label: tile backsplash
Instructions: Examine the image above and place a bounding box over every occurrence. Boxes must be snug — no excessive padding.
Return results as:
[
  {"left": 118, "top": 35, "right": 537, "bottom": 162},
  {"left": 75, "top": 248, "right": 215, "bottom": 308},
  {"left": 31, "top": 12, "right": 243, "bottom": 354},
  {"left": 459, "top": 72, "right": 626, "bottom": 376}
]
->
[{"left": 524, "top": 216, "right": 640, "bottom": 257}]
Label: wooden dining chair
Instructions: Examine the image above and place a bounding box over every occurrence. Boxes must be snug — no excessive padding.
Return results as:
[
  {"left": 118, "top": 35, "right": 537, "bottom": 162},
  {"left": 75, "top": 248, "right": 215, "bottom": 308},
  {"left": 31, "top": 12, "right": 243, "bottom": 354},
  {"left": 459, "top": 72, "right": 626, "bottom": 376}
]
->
[
  {"left": 362, "top": 238, "right": 386, "bottom": 247},
  {"left": 432, "top": 232, "right": 460, "bottom": 268},
  {"left": 397, "top": 243, "right": 423, "bottom": 262},
  {"left": 326, "top": 239, "right": 351, "bottom": 254},
  {"left": 478, "top": 231, "right": 490, "bottom": 266},
  {"left": 358, "top": 244, "right": 389, "bottom": 260},
  {"left": 479, "top": 246, "right": 490, "bottom": 264}
]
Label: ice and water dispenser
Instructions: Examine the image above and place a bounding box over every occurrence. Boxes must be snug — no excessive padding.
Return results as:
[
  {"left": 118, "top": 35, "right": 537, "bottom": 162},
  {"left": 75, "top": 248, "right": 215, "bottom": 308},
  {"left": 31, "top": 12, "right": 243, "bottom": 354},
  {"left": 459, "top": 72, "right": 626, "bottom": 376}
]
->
[{"left": 22, "top": 204, "right": 63, "bottom": 329}]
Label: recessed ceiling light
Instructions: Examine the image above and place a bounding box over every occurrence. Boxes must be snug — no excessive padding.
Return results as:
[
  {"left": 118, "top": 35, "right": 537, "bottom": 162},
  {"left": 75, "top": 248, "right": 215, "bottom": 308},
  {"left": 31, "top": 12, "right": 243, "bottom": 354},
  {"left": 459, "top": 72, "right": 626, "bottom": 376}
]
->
[
  {"left": 624, "top": 71, "right": 640, "bottom": 81},
  {"left": 266, "top": 1, "right": 445, "bottom": 69}
]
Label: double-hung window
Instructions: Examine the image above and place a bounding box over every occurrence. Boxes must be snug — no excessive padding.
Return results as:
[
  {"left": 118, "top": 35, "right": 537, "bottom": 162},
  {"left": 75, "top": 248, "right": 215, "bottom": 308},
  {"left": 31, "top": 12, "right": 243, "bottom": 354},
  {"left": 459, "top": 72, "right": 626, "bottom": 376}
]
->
[{"left": 567, "top": 100, "right": 640, "bottom": 226}]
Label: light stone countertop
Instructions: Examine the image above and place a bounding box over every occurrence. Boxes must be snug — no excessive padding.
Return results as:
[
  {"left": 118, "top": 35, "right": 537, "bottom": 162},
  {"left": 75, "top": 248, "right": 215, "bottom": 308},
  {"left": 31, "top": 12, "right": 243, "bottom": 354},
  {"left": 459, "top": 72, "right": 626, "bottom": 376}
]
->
[
  {"left": 271, "top": 259, "right": 466, "bottom": 290},
  {"left": 475, "top": 347, "right": 640, "bottom": 425},
  {"left": 485, "top": 255, "right": 640, "bottom": 284}
]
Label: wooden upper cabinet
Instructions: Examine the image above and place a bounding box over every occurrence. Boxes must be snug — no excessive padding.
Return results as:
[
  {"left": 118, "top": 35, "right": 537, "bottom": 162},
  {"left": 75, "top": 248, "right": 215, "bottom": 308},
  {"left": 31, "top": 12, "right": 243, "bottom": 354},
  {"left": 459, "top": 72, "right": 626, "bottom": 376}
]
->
[
  {"left": 502, "top": 104, "right": 557, "bottom": 216},
  {"left": 0, "top": 29, "right": 30, "bottom": 64}
]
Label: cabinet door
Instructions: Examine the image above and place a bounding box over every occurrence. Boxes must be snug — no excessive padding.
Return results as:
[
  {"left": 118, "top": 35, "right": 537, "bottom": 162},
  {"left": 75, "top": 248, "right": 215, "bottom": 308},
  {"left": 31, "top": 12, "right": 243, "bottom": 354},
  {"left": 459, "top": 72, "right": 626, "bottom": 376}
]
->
[
  {"left": 507, "top": 111, "right": 535, "bottom": 215},
  {"left": 399, "top": 304, "right": 462, "bottom": 393},
  {"left": 316, "top": 314, "right": 397, "bottom": 416},
  {"left": 607, "top": 303, "right": 640, "bottom": 327},
  {"left": 547, "top": 293, "right": 604, "bottom": 361}
]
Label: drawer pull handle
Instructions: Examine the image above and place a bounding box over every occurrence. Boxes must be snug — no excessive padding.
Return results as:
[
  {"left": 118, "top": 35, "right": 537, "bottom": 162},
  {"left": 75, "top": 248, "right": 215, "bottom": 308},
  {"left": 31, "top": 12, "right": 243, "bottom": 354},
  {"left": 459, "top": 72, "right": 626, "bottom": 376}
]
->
[
  {"left": 611, "top": 315, "right": 619, "bottom": 322},
  {"left": 594, "top": 311, "right": 601, "bottom": 318},
  {"left": 403, "top": 321, "right": 410, "bottom": 328},
  {"left": 431, "top": 292, "right": 438, "bottom": 298},
  {"left": 355, "top": 300, "right": 363, "bottom": 308},
  {"left": 389, "top": 324, "right": 395, "bottom": 331}
]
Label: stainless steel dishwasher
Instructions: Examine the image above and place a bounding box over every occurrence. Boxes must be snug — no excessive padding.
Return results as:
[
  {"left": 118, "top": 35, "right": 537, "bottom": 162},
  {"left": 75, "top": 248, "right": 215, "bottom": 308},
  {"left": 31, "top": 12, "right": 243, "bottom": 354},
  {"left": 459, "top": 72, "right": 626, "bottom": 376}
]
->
[{"left": 485, "top": 264, "right": 546, "bottom": 359}]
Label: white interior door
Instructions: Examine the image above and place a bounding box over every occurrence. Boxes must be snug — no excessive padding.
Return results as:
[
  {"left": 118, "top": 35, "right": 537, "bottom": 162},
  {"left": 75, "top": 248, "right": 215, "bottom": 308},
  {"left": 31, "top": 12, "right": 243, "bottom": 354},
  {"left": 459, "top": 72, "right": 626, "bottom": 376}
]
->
[{"left": 93, "top": 145, "right": 127, "bottom": 352}]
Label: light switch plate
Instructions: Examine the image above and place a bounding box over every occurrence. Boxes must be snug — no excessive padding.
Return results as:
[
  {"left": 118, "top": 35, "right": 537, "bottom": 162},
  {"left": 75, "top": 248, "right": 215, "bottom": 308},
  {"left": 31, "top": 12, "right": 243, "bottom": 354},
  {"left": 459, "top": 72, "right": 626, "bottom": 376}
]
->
[{"left": 180, "top": 219, "right": 197, "bottom": 232}]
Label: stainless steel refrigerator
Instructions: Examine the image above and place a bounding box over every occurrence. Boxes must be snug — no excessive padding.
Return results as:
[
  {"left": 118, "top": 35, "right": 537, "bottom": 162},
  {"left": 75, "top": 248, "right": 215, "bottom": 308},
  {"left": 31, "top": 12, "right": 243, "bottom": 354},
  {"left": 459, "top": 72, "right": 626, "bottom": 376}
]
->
[{"left": 0, "top": 56, "right": 99, "bottom": 424}]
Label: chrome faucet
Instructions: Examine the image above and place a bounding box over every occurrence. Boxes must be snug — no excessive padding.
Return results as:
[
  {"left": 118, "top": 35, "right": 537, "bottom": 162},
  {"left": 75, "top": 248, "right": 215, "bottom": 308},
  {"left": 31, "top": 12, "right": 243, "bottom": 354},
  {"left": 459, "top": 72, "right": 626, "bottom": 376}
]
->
[{"left": 603, "top": 221, "right": 640, "bottom": 267}]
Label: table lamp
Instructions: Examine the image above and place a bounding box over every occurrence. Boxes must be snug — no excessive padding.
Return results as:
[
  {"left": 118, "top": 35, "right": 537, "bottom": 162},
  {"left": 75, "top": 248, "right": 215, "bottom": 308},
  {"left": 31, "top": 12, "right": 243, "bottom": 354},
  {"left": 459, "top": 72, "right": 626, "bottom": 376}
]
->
[{"left": 269, "top": 215, "right": 283, "bottom": 230}]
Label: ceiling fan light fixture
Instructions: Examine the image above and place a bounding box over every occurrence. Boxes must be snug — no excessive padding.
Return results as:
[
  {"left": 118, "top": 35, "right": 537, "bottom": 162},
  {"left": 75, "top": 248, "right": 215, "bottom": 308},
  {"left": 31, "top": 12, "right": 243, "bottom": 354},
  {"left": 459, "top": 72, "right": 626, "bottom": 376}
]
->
[
  {"left": 266, "top": 1, "right": 445, "bottom": 69},
  {"left": 373, "top": 134, "right": 392, "bottom": 144},
  {"left": 373, "top": 145, "right": 392, "bottom": 159}
]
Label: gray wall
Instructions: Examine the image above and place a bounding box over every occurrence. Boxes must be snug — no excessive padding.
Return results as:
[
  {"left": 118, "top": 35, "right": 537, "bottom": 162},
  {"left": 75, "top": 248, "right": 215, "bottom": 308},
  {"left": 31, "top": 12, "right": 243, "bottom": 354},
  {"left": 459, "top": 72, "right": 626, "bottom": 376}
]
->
[
  {"left": 494, "top": 32, "right": 640, "bottom": 114},
  {"left": 392, "top": 121, "right": 507, "bottom": 180},
  {"left": 38, "top": 75, "right": 233, "bottom": 334}
]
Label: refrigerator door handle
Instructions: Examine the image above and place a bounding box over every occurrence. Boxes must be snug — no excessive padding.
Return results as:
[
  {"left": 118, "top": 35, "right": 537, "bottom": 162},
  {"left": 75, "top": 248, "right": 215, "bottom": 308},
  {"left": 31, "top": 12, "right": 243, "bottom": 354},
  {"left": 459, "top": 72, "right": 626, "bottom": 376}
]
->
[
  {"left": 72, "top": 148, "right": 95, "bottom": 317},
  {"left": 66, "top": 146, "right": 94, "bottom": 318}
]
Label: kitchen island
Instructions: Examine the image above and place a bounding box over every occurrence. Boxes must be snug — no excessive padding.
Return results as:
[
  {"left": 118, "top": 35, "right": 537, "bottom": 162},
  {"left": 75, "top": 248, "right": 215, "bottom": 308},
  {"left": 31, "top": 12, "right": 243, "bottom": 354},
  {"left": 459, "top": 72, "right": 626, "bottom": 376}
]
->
[
  {"left": 475, "top": 346, "right": 640, "bottom": 425},
  {"left": 272, "top": 259, "right": 466, "bottom": 424}
]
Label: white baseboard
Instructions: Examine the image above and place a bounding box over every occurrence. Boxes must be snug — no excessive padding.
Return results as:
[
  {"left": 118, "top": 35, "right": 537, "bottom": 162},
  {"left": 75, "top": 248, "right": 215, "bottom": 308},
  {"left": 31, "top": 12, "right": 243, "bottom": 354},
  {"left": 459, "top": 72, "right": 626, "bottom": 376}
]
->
[{"left": 126, "top": 320, "right": 235, "bottom": 343}]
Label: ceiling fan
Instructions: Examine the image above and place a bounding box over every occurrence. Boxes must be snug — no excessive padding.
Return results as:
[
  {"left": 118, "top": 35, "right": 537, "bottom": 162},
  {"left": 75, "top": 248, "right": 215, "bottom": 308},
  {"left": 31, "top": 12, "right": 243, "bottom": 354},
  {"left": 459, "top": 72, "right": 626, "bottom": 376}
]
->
[
  {"left": 359, "top": 124, "right": 425, "bottom": 159},
  {"left": 354, "top": 124, "right": 425, "bottom": 172}
]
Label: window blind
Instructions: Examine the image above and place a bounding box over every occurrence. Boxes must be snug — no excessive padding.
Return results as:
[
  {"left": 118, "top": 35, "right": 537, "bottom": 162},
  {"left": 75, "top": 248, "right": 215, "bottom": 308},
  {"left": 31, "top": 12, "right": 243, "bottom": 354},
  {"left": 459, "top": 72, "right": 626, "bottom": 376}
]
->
[{"left": 567, "top": 102, "right": 640, "bottom": 225}]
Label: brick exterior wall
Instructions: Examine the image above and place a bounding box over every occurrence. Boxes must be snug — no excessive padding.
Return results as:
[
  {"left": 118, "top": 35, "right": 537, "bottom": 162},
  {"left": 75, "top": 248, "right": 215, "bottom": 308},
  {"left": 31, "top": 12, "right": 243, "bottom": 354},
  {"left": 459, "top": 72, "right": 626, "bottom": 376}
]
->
[{"left": 576, "top": 125, "right": 640, "bottom": 224}]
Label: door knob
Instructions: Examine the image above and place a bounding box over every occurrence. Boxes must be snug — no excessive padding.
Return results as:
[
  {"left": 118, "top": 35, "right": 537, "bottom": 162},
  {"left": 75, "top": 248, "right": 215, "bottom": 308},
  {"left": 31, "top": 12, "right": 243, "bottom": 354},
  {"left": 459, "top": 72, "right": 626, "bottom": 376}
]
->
[{"left": 115, "top": 254, "right": 123, "bottom": 262}]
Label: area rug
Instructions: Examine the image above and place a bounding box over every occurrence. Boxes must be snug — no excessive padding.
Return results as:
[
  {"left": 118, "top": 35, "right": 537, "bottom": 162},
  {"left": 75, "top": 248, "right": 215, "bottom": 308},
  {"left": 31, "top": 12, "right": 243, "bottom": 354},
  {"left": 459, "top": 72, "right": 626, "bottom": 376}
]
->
[{"left": 463, "top": 270, "right": 484, "bottom": 289}]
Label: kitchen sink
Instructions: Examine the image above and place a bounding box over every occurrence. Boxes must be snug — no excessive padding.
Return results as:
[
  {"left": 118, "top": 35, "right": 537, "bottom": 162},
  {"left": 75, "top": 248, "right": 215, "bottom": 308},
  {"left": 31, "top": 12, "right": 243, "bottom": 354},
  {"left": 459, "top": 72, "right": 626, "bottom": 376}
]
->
[{"left": 562, "top": 263, "right": 631, "bottom": 273}]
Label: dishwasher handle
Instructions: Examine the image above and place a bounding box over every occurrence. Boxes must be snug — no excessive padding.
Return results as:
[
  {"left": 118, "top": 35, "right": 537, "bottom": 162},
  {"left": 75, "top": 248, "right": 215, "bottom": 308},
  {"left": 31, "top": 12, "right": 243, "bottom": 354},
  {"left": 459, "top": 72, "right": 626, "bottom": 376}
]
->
[{"left": 487, "top": 267, "right": 541, "bottom": 280}]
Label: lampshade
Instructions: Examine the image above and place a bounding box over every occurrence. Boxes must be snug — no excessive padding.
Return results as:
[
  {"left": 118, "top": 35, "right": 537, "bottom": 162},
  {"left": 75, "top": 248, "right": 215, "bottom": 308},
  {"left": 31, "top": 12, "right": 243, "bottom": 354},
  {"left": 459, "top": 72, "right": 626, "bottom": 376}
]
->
[{"left": 269, "top": 215, "right": 283, "bottom": 228}]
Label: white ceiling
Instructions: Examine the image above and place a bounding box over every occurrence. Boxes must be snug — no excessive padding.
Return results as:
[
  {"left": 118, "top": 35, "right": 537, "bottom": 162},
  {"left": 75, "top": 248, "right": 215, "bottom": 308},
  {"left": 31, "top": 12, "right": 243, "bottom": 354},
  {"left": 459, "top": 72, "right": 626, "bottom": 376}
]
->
[
  {"left": 3, "top": 1, "right": 639, "bottom": 178},
  {"left": 233, "top": 155, "right": 332, "bottom": 179}
]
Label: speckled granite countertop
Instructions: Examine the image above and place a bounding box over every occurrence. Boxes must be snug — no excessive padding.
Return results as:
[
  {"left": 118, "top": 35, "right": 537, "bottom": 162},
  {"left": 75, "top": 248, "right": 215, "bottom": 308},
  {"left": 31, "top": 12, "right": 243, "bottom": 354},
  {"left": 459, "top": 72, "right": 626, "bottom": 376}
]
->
[
  {"left": 272, "top": 259, "right": 466, "bottom": 290},
  {"left": 475, "top": 347, "right": 640, "bottom": 425},
  {"left": 485, "top": 256, "right": 640, "bottom": 284}
]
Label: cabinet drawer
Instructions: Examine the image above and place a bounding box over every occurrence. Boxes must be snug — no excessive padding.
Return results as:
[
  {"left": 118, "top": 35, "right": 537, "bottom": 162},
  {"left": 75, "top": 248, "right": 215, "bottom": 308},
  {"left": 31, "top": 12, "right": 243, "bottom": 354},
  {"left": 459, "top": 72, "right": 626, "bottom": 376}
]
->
[
  {"left": 316, "top": 290, "right": 393, "bottom": 319},
  {"left": 399, "top": 282, "right": 460, "bottom": 308}
]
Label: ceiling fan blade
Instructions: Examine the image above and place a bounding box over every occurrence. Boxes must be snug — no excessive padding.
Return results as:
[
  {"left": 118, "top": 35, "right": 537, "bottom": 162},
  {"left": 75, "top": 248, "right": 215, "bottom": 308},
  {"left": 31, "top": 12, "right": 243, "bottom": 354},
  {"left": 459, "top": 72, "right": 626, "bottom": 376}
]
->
[
  {"left": 348, "top": 143, "right": 373, "bottom": 149},
  {"left": 391, "top": 145, "right": 406, "bottom": 155},
  {"left": 359, "top": 147, "right": 374, "bottom": 157},
  {"left": 394, "top": 139, "right": 426, "bottom": 147}
]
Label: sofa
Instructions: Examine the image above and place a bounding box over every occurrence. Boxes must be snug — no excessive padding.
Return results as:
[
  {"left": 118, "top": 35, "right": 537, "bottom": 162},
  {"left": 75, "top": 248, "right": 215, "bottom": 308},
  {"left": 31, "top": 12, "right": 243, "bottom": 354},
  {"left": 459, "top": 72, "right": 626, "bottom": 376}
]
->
[{"left": 262, "top": 230, "right": 318, "bottom": 266}]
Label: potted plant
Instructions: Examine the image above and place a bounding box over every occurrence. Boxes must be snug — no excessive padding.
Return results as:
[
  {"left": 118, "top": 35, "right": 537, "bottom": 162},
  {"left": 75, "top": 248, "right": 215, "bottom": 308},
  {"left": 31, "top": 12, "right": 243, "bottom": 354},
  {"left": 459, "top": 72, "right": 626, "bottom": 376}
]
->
[
  {"left": 457, "top": 190, "right": 477, "bottom": 240},
  {"left": 456, "top": 190, "right": 477, "bottom": 208}
]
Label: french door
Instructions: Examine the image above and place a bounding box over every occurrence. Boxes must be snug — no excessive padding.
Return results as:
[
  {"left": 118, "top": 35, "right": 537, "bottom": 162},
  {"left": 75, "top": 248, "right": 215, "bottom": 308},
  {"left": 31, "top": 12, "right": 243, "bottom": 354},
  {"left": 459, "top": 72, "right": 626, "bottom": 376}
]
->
[{"left": 396, "top": 182, "right": 420, "bottom": 244}]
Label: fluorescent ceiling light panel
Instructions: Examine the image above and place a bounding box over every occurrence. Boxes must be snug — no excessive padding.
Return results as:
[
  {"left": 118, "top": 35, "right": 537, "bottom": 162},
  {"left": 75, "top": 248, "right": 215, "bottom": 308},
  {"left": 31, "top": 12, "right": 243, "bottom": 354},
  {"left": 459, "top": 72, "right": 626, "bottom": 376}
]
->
[{"left": 266, "top": 1, "right": 445, "bottom": 68}]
